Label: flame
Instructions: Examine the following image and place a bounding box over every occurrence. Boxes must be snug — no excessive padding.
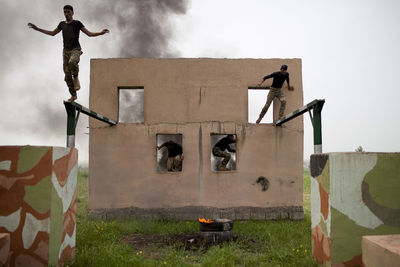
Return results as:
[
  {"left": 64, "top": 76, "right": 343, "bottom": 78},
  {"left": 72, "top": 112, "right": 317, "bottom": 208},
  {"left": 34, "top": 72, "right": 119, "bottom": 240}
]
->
[{"left": 198, "top": 218, "right": 214, "bottom": 224}]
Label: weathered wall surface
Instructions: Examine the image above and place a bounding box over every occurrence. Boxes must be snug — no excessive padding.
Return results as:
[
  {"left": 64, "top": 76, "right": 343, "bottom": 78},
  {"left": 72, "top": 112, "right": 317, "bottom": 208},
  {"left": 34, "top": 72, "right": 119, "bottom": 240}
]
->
[
  {"left": 0, "top": 146, "right": 77, "bottom": 267},
  {"left": 89, "top": 58, "right": 304, "bottom": 220},
  {"left": 310, "top": 153, "right": 400, "bottom": 266}
]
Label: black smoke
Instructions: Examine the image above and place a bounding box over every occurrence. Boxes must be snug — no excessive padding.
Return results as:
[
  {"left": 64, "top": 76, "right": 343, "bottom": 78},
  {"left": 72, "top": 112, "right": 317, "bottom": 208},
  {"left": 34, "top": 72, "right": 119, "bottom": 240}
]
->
[{"left": 84, "top": 0, "right": 189, "bottom": 57}]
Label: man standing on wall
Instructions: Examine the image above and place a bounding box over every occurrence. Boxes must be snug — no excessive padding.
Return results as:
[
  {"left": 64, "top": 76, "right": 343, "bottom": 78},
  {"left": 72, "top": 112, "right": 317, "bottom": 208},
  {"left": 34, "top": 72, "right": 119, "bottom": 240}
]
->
[
  {"left": 28, "top": 5, "right": 109, "bottom": 102},
  {"left": 212, "top": 135, "right": 236, "bottom": 171},
  {"left": 256, "top": 65, "right": 294, "bottom": 124},
  {"left": 157, "top": 141, "right": 184, "bottom": 172}
]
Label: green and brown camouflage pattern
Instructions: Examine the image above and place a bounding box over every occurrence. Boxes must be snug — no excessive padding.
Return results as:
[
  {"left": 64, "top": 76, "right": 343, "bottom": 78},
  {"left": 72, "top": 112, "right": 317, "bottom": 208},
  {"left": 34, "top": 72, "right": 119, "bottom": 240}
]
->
[
  {"left": 0, "top": 146, "right": 78, "bottom": 267},
  {"left": 310, "top": 153, "right": 400, "bottom": 266}
]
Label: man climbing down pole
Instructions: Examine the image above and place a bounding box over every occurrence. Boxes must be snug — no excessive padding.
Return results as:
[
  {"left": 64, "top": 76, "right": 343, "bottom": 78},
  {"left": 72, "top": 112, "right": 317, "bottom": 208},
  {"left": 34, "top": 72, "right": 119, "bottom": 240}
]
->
[
  {"left": 256, "top": 64, "right": 294, "bottom": 124},
  {"left": 28, "top": 5, "right": 109, "bottom": 102}
]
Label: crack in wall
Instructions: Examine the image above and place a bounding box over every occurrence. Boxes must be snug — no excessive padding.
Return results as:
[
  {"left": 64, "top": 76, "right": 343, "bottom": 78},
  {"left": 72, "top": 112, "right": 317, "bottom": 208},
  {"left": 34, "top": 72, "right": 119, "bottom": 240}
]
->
[{"left": 198, "top": 124, "right": 204, "bottom": 203}]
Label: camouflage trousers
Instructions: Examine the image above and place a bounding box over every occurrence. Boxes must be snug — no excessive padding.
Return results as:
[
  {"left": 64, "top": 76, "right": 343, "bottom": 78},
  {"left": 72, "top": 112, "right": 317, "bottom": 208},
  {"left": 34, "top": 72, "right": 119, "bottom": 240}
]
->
[
  {"left": 212, "top": 147, "right": 231, "bottom": 167},
  {"left": 167, "top": 155, "right": 182, "bottom": 171},
  {"left": 259, "top": 87, "right": 287, "bottom": 120},
  {"left": 63, "top": 49, "right": 82, "bottom": 96}
]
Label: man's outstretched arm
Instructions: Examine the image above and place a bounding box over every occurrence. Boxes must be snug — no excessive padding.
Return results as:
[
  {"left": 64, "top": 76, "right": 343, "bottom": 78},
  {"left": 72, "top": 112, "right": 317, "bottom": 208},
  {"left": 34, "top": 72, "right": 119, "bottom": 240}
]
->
[
  {"left": 257, "top": 74, "right": 273, "bottom": 87},
  {"left": 27, "top": 23, "right": 60, "bottom": 36},
  {"left": 81, "top": 27, "right": 109, "bottom": 37}
]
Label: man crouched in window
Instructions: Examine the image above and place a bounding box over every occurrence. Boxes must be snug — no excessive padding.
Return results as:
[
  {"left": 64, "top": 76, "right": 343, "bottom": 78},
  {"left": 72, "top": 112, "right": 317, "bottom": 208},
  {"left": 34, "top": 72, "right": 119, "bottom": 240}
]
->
[
  {"left": 157, "top": 141, "right": 183, "bottom": 172},
  {"left": 212, "top": 135, "right": 236, "bottom": 171}
]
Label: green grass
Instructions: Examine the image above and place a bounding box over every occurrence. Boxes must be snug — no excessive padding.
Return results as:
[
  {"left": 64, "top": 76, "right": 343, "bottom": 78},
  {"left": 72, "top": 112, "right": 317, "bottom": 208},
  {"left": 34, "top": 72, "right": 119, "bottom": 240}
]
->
[{"left": 70, "top": 168, "right": 317, "bottom": 267}]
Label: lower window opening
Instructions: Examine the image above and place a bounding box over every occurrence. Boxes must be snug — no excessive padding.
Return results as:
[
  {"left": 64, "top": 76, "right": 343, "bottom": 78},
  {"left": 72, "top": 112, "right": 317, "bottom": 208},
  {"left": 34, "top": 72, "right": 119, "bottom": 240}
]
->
[
  {"left": 157, "top": 134, "right": 183, "bottom": 172},
  {"left": 210, "top": 134, "right": 237, "bottom": 171}
]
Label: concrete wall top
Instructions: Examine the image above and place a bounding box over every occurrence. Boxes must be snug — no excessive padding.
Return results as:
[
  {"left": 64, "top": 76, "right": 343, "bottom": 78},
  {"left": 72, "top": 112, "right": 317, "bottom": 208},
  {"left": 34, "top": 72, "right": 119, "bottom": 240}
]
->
[{"left": 89, "top": 58, "right": 303, "bottom": 126}]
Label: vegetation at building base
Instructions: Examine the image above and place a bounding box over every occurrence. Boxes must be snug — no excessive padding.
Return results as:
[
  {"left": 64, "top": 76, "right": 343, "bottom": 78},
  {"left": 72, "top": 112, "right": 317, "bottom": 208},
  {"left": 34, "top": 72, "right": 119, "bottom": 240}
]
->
[{"left": 70, "top": 168, "right": 317, "bottom": 267}]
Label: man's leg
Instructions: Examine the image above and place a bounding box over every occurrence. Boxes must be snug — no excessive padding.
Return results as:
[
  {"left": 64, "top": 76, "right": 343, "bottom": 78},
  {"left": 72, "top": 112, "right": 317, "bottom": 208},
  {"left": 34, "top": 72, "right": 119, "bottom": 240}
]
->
[
  {"left": 166, "top": 157, "right": 174, "bottom": 171},
  {"left": 277, "top": 90, "right": 287, "bottom": 119},
  {"left": 63, "top": 50, "right": 76, "bottom": 101},
  {"left": 68, "top": 49, "right": 82, "bottom": 91},
  {"left": 256, "top": 88, "right": 276, "bottom": 124},
  {"left": 172, "top": 155, "right": 182, "bottom": 171},
  {"left": 212, "top": 147, "right": 231, "bottom": 170},
  {"left": 220, "top": 151, "right": 231, "bottom": 168}
]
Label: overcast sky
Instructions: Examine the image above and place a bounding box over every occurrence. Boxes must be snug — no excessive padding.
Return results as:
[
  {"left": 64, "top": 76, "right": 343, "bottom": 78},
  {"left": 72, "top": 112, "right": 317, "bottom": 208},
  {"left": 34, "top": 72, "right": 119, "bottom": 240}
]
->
[{"left": 1, "top": 0, "right": 399, "bottom": 165}]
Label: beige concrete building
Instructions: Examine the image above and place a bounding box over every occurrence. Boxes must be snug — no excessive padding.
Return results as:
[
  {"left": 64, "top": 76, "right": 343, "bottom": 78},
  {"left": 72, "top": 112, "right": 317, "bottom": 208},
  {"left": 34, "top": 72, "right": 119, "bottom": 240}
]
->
[{"left": 89, "top": 58, "right": 304, "bottom": 220}]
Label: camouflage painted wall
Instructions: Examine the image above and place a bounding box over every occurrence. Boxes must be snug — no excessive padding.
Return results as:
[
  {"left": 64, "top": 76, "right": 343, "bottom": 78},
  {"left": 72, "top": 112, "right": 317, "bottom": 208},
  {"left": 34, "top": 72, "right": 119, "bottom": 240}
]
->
[
  {"left": 0, "top": 146, "right": 77, "bottom": 267},
  {"left": 310, "top": 153, "right": 400, "bottom": 266}
]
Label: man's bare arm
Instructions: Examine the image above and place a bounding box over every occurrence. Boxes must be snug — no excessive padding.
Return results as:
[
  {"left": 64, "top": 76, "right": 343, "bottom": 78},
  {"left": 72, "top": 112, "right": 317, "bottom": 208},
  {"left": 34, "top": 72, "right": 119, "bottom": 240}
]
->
[
  {"left": 157, "top": 142, "right": 167, "bottom": 150},
  {"left": 287, "top": 80, "right": 294, "bottom": 91},
  {"left": 81, "top": 27, "right": 109, "bottom": 37},
  {"left": 27, "top": 23, "right": 60, "bottom": 36}
]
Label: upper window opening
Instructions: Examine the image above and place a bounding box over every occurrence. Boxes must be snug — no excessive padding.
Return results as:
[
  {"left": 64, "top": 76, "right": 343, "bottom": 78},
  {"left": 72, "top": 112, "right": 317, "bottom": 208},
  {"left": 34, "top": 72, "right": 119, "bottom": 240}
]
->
[
  {"left": 118, "top": 87, "right": 144, "bottom": 123},
  {"left": 248, "top": 89, "right": 273, "bottom": 123}
]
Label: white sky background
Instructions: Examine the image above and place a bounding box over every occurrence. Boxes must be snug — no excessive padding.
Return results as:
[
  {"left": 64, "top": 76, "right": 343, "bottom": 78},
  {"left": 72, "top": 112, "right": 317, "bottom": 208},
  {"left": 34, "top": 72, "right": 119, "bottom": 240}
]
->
[{"left": 1, "top": 0, "right": 399, "bottom": 165}]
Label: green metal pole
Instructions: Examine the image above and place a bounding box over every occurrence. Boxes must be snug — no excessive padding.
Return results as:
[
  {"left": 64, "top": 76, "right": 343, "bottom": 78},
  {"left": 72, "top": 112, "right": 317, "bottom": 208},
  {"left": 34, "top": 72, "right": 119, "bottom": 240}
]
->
[
  {"left": 65, "top": 102, "right": 77, "bottom": 148},
  {"left": 273, "top": 99, "right": 325, "bottom": 154},
  {"left": 312, "top": 101, "right": 325, "bottom": 153},
  {"left": 64, "top": 100, "right": 116, "bottom": 148}
]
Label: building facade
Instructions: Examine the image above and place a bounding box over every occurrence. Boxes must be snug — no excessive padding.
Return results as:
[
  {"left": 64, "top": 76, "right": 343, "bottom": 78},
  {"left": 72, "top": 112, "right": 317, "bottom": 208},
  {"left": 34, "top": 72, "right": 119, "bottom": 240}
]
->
[{"left": 89, "top": 58, "right": 304, "bottom": 220}]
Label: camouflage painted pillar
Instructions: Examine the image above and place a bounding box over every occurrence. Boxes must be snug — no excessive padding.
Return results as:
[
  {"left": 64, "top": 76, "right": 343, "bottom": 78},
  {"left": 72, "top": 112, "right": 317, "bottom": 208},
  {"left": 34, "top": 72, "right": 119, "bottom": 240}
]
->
[
  {"left": 0, "top": 146, "right": 78, "bottom": 267},
  {"left": 310, "top": 152, "right": 400, "bottom": 266}
]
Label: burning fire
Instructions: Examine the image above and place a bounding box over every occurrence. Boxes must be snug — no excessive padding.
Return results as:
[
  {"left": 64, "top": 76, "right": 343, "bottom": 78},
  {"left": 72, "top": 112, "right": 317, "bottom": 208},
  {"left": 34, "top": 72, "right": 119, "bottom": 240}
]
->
[{"left": 198, "top": 218, "right": 214, "bottom": 224}]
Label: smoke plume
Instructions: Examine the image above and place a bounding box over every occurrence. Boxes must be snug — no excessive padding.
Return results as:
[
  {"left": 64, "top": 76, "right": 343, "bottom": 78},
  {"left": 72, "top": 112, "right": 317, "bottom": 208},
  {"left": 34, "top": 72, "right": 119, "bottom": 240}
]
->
[
  {"left": 84, "top": 0, "right": 189, "bottom": 57},
  {"left": 0, "top": 0, "right": 189, "bottom": 164}
]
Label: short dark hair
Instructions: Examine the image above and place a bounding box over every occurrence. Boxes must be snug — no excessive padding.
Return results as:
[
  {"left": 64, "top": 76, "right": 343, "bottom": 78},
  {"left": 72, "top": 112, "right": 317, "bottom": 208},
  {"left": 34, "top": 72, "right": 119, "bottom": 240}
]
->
[
  {"left": 64, "top": 5, "right": 73, "bottom": 12},
  {"left": 281, "top": 64, "right": 288, "bottom": 70}
]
